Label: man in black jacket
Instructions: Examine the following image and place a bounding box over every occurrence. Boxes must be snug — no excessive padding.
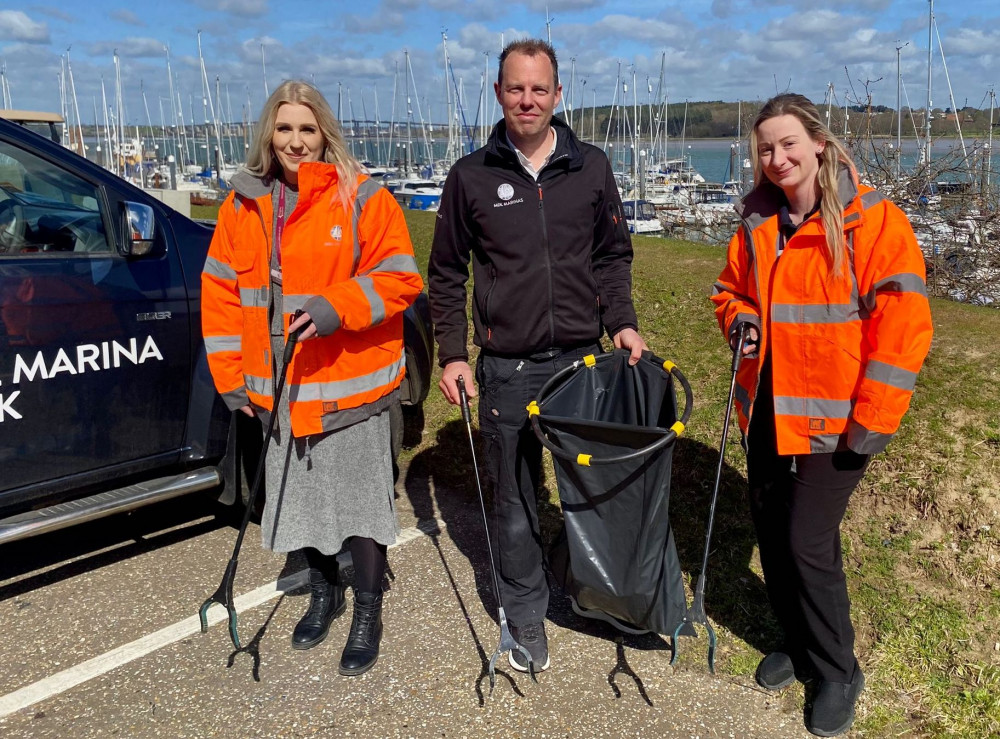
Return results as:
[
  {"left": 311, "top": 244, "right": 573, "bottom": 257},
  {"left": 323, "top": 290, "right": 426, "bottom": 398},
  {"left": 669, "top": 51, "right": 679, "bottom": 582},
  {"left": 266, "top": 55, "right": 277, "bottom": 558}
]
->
[{"left": 428, "top": 39, "right": 647, "bottom": 673}]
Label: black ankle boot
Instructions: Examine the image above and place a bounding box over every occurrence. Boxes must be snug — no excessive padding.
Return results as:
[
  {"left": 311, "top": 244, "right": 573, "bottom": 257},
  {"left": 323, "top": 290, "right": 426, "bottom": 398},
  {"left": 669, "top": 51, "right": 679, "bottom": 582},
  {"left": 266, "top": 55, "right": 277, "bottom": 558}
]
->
[
  {"left": 291, "top": 567, "right": 346, "bottom": 650},
  {"left": 338, "top": 590, "right": 383, "bottom": 676}
]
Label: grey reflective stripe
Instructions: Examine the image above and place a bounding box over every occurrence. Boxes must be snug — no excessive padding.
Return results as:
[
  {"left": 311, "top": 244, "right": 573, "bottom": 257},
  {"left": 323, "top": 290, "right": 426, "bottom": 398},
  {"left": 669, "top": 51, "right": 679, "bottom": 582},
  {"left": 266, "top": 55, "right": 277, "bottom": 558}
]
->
[
  {"left": 772, "top": 302, "right": 859, "bottom": 324},
  {"left": 874, "top": 272, "right": 928, "bottom": 297},
  {"left": 847, "top": 421, "right": 893, "bottom": 455},
  {"left": 742, "top": 222, "right": 756, "bottom": 269},
  {"left": 865, "top": 359, "right": 918, "bottom": 391},
  {"left": 362, "top": 253, "right": 420, "bottom": 276},
  {"left": 734, "top": 381, "right": 751, "bottom": 410},
  {"left": 844, "top": 212, "right": 860, "bottom": 225},
  {"left": 355, "top": 275, "right": 386, "bottom": 326},
  {"left": 711, "top": 281, "right": 728, "bottom": 297},
  {"left": 745, "top": 212, "right": 769, "bottom": 232},
  {"left": 810, "top": 434, "right": 842, "bottom": 453},
  {"left": 204, "top": 335, "right": 242, "bottom": 353},
  {"left": 351, "top": 179, "right": 382, "bottom": 276},
  {"left": 239, "top": 285, "right": 270, "bottom": 308},
  {"left": 245, "top": 373, "right": 273, "bottom": 398},
  {"left": 203, "top": 256, "right": 237, "bottom": 281},
  {"left": 860, "top": 190, "right": 884, "bottom": 210},
  {"left": 774, "top": 395, "right": 853, "bottom": 418},
  {"left": 281, "top": 293, "right": 314, "bottom": 314},
  {"left": 289, "top": 355, "right": 404, "bottom": 403}
]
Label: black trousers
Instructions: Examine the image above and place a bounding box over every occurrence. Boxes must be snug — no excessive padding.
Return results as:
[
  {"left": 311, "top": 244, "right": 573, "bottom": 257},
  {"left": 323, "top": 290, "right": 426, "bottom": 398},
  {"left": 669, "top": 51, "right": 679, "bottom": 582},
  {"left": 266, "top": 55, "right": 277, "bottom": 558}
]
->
[
  {"left": 746, "top": 361, "right": 869, "bottom": 683},
  {"left": 476, "top": 344, "right": 601, "bottom": 626}
]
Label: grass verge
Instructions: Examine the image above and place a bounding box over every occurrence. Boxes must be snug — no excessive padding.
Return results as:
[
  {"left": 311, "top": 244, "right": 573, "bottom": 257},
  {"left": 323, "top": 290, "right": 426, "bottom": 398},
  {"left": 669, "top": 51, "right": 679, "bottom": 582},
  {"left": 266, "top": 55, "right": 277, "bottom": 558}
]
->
[
  {"left": 195, "top": 202, "right": 1000, "bottom": 735},
  {"left": 403, "top": 210, "right": 1000, "bottom": 737}
]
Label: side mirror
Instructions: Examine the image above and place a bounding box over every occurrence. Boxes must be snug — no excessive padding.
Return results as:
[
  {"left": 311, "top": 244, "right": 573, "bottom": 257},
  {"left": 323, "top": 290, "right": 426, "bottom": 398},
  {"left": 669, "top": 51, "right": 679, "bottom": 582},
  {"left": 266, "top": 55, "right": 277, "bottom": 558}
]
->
[{"left": 120, "top": 201, "right": 156, "bottom": 256}]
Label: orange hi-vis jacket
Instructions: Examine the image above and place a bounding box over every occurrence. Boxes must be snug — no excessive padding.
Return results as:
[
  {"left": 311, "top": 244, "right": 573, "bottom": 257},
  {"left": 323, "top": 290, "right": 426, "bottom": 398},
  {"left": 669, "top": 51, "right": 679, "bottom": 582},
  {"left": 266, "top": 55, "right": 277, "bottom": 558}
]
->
[
  {"left": 201, "top": 163, "right": 423, "bottom": 437},
  {"left": 711, "top": 169, "right": 933, "bottom": 456}
]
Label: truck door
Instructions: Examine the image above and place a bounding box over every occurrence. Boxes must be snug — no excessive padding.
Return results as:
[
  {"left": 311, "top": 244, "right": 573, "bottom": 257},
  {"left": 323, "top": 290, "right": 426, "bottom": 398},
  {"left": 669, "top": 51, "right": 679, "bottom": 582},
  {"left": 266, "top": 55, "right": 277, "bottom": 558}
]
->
[{"left": 0, "top": 135, "right": 190, "bottom": 493}]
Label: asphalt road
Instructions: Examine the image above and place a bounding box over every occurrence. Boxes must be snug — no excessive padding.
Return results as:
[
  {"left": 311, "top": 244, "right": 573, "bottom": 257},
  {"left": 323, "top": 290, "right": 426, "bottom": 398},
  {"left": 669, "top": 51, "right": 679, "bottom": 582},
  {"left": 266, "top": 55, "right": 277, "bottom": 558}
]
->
[{"left": 0, "top": 460, "right": 815, "bottom": 739}]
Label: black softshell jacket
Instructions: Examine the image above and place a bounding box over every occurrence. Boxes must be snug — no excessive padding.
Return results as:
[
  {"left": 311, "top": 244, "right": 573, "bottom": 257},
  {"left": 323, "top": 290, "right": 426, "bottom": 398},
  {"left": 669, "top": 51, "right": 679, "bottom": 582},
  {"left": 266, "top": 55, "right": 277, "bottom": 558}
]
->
[{"left": 429, "top": 117, "right": 639, "bottom": 365}]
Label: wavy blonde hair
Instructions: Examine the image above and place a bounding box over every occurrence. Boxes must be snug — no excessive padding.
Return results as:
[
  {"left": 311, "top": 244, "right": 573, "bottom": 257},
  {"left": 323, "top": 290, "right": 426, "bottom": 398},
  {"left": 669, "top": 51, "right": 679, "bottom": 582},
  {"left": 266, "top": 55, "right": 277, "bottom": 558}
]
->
[
  {"left": 749, "top": 93, "right": 858, "bottom": 275},
  {"left": 245, "top": 79, "right": 362, "bottom": 208}
]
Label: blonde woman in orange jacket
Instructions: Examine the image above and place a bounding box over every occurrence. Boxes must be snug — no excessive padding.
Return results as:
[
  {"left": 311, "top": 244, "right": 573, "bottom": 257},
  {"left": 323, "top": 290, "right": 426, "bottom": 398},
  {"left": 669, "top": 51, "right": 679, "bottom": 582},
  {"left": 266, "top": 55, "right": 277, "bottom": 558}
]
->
[
  {"left": 202, "top": 81, "right": 423, "bottom": 676},
  {"left": 711, "top": 93, "right": 932, "bottom": 737}
]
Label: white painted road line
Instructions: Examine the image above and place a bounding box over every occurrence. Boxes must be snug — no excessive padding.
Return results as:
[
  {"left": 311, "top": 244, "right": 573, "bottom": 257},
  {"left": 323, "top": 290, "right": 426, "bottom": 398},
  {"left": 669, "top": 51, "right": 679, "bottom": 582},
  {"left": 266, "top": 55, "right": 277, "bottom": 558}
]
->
[{"left": 0, "top": 519, "right": 445, "bottom": 721}]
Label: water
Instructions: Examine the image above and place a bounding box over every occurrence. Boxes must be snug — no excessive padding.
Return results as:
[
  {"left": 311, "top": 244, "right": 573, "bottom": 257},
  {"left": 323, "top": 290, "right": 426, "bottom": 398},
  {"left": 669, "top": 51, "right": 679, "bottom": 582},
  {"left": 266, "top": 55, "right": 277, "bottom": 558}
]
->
[{"left": 76, "top": 128, "right": 996, "bottom": 189}]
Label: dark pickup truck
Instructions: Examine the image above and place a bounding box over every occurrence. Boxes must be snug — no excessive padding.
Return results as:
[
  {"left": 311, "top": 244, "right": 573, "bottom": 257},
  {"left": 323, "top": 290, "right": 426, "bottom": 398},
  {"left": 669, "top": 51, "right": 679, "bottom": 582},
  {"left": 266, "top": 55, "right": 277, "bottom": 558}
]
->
[{"left": 0, "top": 116, "right": 431, "bottom": 545}]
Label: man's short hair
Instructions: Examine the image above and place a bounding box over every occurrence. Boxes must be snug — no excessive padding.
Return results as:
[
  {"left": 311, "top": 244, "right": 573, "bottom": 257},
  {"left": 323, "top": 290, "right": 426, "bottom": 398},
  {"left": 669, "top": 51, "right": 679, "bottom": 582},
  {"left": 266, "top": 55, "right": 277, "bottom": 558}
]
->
[{"left": 497, "top": 39, "right": 559, "bottom": 88}]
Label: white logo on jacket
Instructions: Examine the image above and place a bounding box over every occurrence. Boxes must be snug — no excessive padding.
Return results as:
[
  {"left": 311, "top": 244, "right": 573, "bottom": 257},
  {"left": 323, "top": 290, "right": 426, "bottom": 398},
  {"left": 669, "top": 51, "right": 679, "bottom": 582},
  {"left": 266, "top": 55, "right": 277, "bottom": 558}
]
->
[
  {"left": 497, "top": 183, "right": 514, "bottom": 201},
  {"left": 330, "top": 225, "right": 343, "bottom": 241}
]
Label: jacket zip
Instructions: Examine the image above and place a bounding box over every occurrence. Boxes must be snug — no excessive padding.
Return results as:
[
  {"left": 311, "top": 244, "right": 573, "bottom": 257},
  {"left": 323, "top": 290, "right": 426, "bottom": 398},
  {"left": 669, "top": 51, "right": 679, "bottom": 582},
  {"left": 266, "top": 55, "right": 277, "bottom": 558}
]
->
[{"left": 536, "top": 182, "right": 556, "bottom": 347}]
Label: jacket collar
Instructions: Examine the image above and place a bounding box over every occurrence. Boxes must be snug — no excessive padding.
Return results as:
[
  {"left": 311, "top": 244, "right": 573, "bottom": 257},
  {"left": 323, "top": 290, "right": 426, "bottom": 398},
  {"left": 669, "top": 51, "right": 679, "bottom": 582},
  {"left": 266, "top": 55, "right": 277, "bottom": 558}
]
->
[
  {"left": 485, "top": 116, "right": 584, "bottom": 171},
  {"left": 737, "top": 165, "right": 861, "bottom": 231},
  {"left": 230, "top": 161, "right": 342, "bottom": 202}
]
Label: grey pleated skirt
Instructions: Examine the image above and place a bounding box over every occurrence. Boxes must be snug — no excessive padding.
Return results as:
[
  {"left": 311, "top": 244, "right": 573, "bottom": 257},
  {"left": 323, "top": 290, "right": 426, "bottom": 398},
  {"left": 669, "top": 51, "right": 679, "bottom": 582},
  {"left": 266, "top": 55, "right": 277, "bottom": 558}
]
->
[{"left": 259, "top": 387, "right": 400, "bottom": 556}]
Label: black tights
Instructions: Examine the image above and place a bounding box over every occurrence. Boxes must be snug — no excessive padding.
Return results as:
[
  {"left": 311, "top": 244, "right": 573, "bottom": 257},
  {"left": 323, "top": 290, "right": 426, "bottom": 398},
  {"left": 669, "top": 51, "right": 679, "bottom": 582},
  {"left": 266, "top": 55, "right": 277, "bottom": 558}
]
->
[{"left": 303, "top": 537, "right": 386, "bottom": 594}]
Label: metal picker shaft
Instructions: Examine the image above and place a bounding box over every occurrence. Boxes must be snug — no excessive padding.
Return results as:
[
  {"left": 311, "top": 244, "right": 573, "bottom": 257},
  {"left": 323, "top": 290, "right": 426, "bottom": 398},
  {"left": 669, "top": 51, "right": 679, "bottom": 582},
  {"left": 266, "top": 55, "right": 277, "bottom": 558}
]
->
[
  {"left": 672, "top": 325, "right": 747, "bottom": 673},
  {"left": 456, "top": 377, "right": 536, "bottom": 689},
  {"left": 199, "top": 311, "right": 306, "bottom": 650}
]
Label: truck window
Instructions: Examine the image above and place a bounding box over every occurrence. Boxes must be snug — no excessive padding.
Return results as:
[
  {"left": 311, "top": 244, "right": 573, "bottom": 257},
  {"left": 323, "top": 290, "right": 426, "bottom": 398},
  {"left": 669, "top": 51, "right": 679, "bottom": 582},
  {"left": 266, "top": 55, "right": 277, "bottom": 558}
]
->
[{"left": 0, "top": 141, "right": 110, "bottom": 255}]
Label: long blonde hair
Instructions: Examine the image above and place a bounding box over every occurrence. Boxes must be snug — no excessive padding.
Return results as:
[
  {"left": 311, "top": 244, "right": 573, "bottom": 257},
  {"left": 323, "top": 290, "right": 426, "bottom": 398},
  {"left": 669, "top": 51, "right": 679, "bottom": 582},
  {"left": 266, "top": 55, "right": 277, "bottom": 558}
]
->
[
  {"left": 245, "top": 80, "right": 362, "bottom": 208},
  {"left": 749, "top": 93, "right": 858, "bottom": 275}
]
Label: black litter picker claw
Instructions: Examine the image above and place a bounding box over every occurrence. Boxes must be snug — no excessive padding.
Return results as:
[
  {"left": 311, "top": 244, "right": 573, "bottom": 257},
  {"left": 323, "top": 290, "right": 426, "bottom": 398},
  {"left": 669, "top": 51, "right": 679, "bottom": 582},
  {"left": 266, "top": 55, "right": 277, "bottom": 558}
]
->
[
  {"left": 672, "top": 324, "right": 748, "bottom": 673},
  {"left": 457, "top": 377, "right": 538, "bottom": 690},
  {"left": 199, "top": 310, "right": 308, "bottom": 650}
]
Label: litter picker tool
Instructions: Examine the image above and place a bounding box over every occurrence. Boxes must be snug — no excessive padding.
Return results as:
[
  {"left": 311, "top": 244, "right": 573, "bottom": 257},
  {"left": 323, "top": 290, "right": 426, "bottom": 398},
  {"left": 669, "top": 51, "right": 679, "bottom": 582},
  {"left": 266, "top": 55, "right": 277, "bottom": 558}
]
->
[
  {"left": 456, "top": 376, "right": 537, "bottom": 690},
  {"left": 199, "top": 310, "right": 308, "bottom": 650},
  {"left": 671, "top": 324, "right": 748, "bottom": 673}
]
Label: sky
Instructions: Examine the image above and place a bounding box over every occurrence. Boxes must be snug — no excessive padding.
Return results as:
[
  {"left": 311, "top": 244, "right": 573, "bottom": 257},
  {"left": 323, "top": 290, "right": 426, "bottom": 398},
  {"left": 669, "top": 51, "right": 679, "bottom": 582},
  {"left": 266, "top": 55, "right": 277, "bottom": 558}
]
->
[{"left": 0, "top": 0, "right": 997, "bottom": 130}]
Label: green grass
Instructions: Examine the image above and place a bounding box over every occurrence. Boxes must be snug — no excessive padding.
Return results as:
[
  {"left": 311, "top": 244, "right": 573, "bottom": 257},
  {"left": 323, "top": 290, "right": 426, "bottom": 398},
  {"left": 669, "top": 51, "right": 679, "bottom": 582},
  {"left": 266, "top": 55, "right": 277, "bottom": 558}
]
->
[
  {"left": 402, "top": 210, "right": 1000, "bottom": 737},
  {"left": 198, "top": 202, "right": 1000, "bottom": 736}
]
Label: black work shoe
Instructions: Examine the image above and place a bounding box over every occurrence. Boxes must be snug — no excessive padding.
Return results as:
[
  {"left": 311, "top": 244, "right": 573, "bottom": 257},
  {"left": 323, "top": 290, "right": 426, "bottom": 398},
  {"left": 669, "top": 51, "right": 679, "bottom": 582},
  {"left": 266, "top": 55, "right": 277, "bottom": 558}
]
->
[
  {"left": 756, "top": 651, "right": 796, "bottom": 691},
  {"left": 508, "top": 621, "right": 550, "bottom": 673},
  {"left": 291, "top": 569, "right": 346, "bottom": 650},
  {"left": 807, "top": 668, "right": 866, "bottom": 737},
  {"left": 338, "top": 590, "right": 383, "bottom": 676},
  {"left": 570, "top": 595, "right": 650, "bottom": 635}
]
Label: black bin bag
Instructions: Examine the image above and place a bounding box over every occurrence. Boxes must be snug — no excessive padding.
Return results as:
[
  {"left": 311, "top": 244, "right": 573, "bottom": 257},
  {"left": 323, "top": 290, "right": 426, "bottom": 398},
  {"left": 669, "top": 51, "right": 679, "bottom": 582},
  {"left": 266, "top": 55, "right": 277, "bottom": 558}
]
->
[{"left": 529, "top": 349, "right": 693, "bottom": 635}]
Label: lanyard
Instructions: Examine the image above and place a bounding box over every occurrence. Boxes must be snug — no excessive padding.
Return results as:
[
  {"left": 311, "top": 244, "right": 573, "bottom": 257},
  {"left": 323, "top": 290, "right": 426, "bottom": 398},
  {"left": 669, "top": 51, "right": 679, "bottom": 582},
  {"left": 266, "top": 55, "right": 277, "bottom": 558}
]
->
[{"left": 274, "top": 182, "right": 287, "bottom": 266}]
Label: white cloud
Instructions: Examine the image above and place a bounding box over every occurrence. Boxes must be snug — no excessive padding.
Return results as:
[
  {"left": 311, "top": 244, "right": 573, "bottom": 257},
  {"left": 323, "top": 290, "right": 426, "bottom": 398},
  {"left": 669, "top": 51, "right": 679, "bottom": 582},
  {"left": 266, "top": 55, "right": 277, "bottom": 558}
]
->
[
  {"left": 0, "top": 10, "right": 50, "bottom": 43},
  {"left": 522, "top": 0, "right": 604, "bottom": 10},
  {"left": 88, "top": 38, "right": 167, "bottom": 58},
  {"left": 110, "top": 9, "right": 144, "bottom": 27},
  {"left": 945, "top": 27, "right": 1000, "bottom": 56},
  {"left": 190, "top": 0, "right": 269, "bottom": 17}
]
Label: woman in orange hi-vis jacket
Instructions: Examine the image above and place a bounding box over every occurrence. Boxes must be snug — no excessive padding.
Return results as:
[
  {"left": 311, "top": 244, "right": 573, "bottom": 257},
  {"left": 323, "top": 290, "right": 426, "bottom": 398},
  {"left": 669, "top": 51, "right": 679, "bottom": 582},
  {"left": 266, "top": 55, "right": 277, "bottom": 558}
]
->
[
  {"left": 201, "top": 81, "right": 423, "bottom": 676},
  {"left": 711, "top": 93, "right": 932, "bottom": 737}
]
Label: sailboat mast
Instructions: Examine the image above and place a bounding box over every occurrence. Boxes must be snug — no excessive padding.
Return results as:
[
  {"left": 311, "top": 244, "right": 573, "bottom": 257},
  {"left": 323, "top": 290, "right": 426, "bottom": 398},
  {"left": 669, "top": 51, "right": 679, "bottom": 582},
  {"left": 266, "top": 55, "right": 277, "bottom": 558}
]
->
[
  {"left": 924, "top": 0, "right": 933, "bottom": 164},
  {"left": 261, "top": 44, "right": 269, "bottom": 99},
  {"left": 92, "top": 96, "right": 102, "bottom": 167},
  {"left": 988, "top": 89, "right": 995, "bottom": 192},
  {"left": 66, "top": 48, "right": 85, "bottom": 158},
  {"left": 0, "top": 60, "right": 11, "bottom": 109},
  {"left": 895, "top": 41, "right": 908, "bottom": 181}
]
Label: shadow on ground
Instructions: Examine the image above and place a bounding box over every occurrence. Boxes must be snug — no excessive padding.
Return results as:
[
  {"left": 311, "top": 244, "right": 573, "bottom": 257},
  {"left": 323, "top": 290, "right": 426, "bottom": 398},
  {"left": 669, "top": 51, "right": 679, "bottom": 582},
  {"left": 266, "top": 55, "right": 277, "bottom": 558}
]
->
[{"left": 401, "top": 419, "right": 784, "bottom": 685}]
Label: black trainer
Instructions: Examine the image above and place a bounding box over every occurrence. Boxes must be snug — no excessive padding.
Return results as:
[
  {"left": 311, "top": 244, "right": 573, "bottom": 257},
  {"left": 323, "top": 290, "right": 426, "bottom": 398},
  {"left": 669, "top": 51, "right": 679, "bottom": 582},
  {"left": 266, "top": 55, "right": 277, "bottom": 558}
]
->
[
  {"left": 807, "top": 668, "right": 866, "bottom": 737},
  {"left": 291, "top": 568, "right": 346, "bottom": 650},
  {"left": 755, "top": 651, "right": 796, "bottom": 691},
  {"left": 338, "top": 590, "right": 383, "bottom": 676},
  {"left": 508, "top": 621, "right": 550, "bottom": 673}
]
